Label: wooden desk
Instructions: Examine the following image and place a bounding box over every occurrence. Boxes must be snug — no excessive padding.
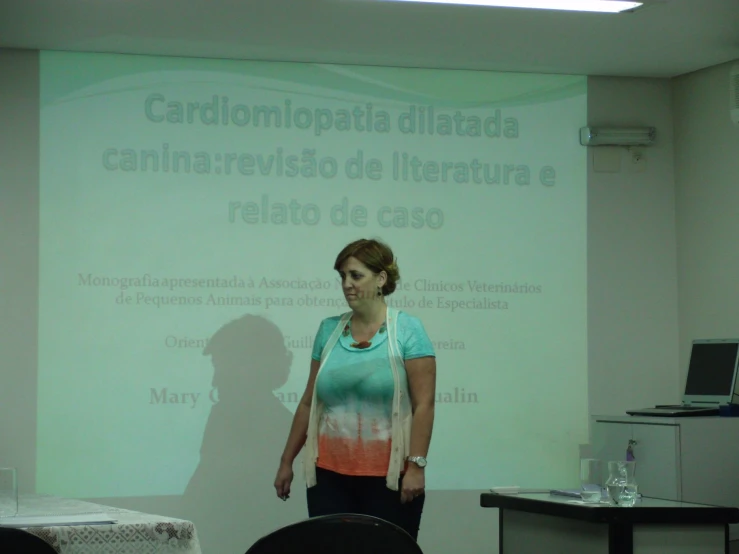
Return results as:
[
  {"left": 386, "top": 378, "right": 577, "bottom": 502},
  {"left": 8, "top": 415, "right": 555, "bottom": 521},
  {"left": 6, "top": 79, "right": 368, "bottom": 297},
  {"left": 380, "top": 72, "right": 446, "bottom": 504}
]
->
[{"left": 480, "top": 492, "right": 739, "bottom": 554}]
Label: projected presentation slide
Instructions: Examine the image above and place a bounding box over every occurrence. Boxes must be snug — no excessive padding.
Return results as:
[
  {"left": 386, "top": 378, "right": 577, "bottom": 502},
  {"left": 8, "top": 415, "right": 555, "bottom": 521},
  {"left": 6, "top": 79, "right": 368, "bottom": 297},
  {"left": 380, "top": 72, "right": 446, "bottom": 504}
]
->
[{"left": 37, "top": 51, "right": 588, "bottom": 498}]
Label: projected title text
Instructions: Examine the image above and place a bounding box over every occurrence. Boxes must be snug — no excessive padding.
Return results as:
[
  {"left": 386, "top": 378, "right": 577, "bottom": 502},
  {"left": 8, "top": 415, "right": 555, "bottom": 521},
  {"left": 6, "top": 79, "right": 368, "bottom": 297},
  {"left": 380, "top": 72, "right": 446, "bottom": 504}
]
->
[{"left": 102, "top": 94, "right": 557, "bottom": 188}]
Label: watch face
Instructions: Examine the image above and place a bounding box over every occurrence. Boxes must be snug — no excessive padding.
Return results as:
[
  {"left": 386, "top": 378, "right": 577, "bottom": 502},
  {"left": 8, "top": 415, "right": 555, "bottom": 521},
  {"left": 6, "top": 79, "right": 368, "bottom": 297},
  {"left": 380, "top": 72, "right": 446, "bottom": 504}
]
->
[{"left": 411, "top": 457, "right": 427, "bottom": 468}]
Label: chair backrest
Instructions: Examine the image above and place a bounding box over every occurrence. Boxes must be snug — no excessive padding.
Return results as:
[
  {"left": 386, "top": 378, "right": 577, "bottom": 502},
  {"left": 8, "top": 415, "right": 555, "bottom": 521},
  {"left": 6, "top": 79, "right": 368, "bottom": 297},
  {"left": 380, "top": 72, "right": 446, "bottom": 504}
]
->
[
  {"left": 245, "top": 513, "right": 424, "bottom": 554},
  {"left": 0, "top": 527, "right": 58, "bottom": 554}
]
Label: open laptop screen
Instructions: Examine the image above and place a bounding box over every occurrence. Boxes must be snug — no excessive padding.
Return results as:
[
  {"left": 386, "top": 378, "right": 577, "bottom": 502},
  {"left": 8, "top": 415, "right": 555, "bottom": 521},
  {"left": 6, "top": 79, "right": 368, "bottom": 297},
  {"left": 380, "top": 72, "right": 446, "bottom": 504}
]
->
[{"left": 683, "top": 340, "right": 739, "bottom": 404}]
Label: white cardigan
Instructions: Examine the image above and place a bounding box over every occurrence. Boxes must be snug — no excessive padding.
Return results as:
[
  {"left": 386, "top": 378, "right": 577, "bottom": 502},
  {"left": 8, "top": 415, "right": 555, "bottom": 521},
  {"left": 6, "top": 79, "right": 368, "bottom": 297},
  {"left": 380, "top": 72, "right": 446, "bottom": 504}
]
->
[{"left": 303, "top": 307, "right": 413, "bottom": 490}]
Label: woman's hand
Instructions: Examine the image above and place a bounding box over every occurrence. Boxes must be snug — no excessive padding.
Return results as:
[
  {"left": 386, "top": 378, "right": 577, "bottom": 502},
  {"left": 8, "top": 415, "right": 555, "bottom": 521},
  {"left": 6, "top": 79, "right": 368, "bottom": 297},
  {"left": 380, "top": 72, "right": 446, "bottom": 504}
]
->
[
  {"left": 400, "top": 466, "right": 425, "bottom": 504},
  {"left": 274, "top": 462, "right": 294, "bottom": 501}
]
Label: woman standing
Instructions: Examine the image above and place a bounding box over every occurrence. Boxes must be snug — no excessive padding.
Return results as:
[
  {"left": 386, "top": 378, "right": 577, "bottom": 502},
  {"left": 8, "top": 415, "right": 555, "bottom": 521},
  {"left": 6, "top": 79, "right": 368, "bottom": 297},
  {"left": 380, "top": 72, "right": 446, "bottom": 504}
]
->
[{"left": 274, "top": 238, "right": 436, "bottom": 540}]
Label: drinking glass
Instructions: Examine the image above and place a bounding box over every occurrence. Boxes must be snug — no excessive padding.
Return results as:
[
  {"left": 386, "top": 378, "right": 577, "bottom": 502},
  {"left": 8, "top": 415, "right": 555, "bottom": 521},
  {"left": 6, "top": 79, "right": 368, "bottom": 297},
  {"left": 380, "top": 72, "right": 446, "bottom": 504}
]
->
[
  {"left": 0, "top": 468, "right": 18, "bottom": 517},
  {"left": 579, "top": 458, "right": 603, "bottom": 503},
  {"left": 606, "top": 460, "right": 638, "bottom": 507}
]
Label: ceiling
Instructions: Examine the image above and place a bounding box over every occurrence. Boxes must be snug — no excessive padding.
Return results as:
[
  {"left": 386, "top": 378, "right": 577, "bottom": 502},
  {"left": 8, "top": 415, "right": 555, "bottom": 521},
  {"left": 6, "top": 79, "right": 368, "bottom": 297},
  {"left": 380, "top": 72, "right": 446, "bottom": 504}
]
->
[{"left": 1, "top": 0, "right": 738, "bottom": 78}]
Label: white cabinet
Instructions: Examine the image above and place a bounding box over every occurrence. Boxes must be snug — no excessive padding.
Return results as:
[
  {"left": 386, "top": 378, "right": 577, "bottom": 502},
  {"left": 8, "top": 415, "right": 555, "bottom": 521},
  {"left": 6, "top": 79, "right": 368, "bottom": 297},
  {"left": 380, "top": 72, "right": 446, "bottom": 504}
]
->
[
  {"left": 592, "top": 415, "right": 739, "bottom": 538},
  {"left": 592, "top": 418, "right": 680, "bottom": 500}
]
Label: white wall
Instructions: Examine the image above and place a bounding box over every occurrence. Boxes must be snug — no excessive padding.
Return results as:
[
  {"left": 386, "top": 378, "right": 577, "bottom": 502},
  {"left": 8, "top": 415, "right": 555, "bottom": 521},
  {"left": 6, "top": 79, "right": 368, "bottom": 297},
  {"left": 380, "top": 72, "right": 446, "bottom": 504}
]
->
[
  {"left": 673, "top": 60, "right": 739, "bottom": 383},
  {"left": 587, "top": 76, "right": 681, "bottom": 417},
  {"left": 0, "top": 48, "right": 39, "bottom": 494},
  {"left": 0, "top": 48, "right": 687, "bottom": 554}
]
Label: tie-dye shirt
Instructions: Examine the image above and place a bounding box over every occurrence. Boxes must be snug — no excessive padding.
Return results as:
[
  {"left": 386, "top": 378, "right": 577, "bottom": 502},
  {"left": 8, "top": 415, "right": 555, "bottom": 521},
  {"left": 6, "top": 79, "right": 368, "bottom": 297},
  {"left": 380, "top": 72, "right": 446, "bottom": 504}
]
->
[{"left": 311, "top": 311, "right": 435, "bottom": 477}]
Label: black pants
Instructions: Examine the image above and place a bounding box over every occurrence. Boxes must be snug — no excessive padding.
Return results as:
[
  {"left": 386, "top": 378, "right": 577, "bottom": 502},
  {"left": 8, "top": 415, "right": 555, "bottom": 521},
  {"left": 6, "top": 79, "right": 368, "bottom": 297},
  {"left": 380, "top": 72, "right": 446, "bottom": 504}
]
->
[{"left": 307, "top": 466, "right": 425, "bottom": 540}]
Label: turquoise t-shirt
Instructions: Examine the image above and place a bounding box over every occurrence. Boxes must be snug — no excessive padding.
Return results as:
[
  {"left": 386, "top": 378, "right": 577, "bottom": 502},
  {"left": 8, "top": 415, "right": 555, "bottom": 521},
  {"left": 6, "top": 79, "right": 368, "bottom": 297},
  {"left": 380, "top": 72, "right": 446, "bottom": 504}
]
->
[{"left": 310, "top": 311, "right": 435, "bottom": 476}]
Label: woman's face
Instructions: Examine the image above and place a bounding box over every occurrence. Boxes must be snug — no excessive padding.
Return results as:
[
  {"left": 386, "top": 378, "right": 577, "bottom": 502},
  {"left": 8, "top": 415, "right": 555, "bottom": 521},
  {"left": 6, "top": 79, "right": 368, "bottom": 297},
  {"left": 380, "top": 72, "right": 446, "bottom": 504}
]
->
[{"left": 338, "top": 256, "right": 385, "bottom": 308}]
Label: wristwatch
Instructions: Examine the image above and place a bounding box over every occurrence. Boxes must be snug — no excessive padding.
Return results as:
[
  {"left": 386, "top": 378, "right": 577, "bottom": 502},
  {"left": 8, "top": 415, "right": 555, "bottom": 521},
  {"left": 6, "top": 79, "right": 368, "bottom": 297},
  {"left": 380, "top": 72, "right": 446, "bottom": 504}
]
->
[{"left": 407, "top": 456, "right": 427, "bottom": 468}]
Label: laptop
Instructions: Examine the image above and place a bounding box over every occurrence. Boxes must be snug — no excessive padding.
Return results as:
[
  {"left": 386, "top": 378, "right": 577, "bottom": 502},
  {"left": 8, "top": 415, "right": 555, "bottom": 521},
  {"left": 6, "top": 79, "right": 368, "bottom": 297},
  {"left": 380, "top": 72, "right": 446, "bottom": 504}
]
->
[{"left": 626, "top": 339, "right": 739, "bottom": 417}]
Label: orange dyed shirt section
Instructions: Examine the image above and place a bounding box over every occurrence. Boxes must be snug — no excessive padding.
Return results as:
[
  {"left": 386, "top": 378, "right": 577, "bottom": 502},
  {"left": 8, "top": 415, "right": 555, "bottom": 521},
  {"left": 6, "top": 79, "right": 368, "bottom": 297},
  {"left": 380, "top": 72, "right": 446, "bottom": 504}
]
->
[{"left": 316, "top": 415, "right": 393, "bottom": 476}]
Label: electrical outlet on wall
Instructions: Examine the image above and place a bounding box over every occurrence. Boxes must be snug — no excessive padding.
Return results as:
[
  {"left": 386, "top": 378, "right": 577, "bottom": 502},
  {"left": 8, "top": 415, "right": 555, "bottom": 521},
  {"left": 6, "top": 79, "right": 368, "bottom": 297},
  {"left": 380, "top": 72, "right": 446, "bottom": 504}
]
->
[{"left": 592, "top": 148, "right": 621, "bottom": 173}]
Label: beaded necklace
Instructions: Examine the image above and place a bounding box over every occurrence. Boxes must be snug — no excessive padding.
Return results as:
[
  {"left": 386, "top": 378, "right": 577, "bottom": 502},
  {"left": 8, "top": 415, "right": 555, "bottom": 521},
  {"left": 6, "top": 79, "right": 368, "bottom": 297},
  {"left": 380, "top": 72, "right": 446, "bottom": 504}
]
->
[{"left": 343, "top": 318, "right": 387, "bottom": 349}]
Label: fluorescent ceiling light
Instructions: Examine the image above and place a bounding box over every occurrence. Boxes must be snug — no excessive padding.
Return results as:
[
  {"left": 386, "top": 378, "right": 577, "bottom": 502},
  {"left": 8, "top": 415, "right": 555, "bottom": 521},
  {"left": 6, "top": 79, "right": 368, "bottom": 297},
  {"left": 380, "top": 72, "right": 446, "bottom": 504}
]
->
[{"left": 383, "top": 0, "right": 643, "bottom": 13}]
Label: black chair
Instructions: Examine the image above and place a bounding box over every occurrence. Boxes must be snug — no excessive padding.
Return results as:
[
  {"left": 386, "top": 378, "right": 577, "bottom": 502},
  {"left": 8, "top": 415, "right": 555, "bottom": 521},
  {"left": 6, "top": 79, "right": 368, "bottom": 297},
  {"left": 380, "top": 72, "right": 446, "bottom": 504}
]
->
[
  {"left": 0, "top": 527, "right": 58, "bottom": 554},
  {"left": 244, "top": 513, "right": 424, "bottom": 554}
]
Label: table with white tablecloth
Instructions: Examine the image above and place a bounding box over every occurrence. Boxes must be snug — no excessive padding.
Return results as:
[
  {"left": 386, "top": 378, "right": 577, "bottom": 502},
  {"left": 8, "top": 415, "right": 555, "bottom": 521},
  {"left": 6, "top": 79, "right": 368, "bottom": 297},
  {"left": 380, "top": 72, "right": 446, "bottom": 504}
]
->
[{"left": 3, "top": 494, "right": 202, "bottom": 554}]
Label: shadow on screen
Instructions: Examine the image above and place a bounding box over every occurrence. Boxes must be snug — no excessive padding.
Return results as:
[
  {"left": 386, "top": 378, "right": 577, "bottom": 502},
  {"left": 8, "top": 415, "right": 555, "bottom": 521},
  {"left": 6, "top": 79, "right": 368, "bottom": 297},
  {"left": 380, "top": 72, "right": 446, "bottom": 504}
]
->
[{"left": 179, "top": 313, "right": 308, "bottom": 554}]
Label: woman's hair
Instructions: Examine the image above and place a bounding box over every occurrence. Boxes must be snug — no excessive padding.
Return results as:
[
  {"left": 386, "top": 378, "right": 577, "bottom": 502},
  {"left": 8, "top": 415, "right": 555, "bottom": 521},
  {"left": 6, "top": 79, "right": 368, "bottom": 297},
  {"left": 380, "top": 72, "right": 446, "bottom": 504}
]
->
[{"left": 333, "top": 238, "right": 400, "bottom": 296}]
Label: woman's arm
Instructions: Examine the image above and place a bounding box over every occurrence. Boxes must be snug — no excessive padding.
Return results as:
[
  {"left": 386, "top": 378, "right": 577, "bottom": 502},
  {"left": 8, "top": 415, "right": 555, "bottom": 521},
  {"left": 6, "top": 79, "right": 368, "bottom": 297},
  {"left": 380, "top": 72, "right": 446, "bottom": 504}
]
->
[
  {"left": 406, "top": 355, "right": 437, "bottom": 461},
  {"left": 400, "top": 355, "right": 436, "bottom": 503},
  {"left": 278, "top": 358, "right": 321, "bottom": 466}
]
